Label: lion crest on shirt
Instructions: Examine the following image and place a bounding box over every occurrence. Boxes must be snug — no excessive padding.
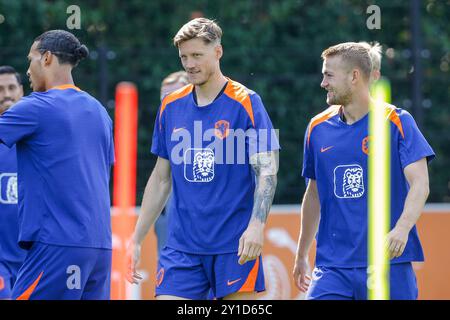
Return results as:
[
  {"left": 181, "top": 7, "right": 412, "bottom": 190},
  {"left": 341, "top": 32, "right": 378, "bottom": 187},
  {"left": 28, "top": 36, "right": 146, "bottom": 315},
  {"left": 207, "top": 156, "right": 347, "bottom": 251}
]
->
[
  {"left": 7, "top": 175, "right": 18, "bottom": 203},
  {"left": 0, "top": 173, "right": 18, "bottom": 204},
  {"left": 192, "top": 150, "right": 215, "bottom": 182},
  {"left": 333, "top": 164, "right": 365, "bottom": 199},
  {"left": 343, "top": 167, "right": 364, "bottom": 198}
]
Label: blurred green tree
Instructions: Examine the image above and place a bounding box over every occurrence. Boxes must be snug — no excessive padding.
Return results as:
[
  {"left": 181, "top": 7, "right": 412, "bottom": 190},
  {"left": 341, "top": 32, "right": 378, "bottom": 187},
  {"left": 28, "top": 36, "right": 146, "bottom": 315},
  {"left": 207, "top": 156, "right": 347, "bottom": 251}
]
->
[{"left": 0, "top": 0, "right": 448, "bottom": 203}]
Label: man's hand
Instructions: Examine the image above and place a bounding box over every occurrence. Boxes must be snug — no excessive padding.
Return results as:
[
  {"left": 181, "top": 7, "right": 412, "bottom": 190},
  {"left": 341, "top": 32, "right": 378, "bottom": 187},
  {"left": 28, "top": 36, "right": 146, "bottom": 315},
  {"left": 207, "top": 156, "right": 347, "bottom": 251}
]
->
[
  {"left": 386, "top": 224, "right": 410, "bottom": 259},
  {"left": 126, "top": 240, "right": 143, "bottom": 284},
  {"left": 293, "top": 255, "right": 311, "bottom": 293},
  {"left": 238, "top": 220, "right": 264, "bottom": 265}
]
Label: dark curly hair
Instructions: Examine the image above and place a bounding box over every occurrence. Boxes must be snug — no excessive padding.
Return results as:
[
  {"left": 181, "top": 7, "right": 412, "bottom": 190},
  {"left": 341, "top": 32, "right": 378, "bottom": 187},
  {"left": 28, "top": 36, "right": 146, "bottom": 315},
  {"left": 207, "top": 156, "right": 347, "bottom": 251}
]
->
[{"left": 34, "top": 30, "right": 89, "bottom": 67}]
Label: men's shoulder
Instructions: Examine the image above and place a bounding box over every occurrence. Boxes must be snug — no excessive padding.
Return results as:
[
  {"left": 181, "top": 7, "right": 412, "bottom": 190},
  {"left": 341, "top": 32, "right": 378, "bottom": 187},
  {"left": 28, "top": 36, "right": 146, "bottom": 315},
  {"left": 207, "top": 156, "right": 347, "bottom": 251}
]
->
[
  {"left": 159, "top": 84, "right": 194, "bottom": 118},
  {"left": 383, "top": 103, "right": 413, "bottom": 139},
  {"left": 161, "top": 84, "right": 194, "bottom": 107},
  {"left": 223, "top": 78, "right": 263, "bottom": 126},
  {"left": 310, "top": 105, "right": 341, "bottom": 123},
  {"left": 305, "top": 105, "right": 341, "bottom": 147},
  {"left": 82, "top": 92, "right": 110, "bottom": 116},
  {"left": 384, "top": 104, "right": 413, "bottom": 119},
  {"left": 308, "top": 105, "right": 341, "bottom": 131},
  {"left": 225, "top": 78, "right": 257, "bottom": 96},
  {"left": 223, "top": 78, "right": 258, "bottom": 101}
]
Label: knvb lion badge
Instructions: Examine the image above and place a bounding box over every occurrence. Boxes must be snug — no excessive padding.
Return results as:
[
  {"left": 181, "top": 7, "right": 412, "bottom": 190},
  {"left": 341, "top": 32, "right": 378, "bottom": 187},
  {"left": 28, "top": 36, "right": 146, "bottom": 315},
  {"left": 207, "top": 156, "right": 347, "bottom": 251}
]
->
[
  {"left": 0, "top": 173, "right": 18, "bottom": 204},
  {"left": 333, "top": 164, "right": 365, "bottom": 199},
  {"left": 184, "top": 148, "right": 215, "bottom": 183}
]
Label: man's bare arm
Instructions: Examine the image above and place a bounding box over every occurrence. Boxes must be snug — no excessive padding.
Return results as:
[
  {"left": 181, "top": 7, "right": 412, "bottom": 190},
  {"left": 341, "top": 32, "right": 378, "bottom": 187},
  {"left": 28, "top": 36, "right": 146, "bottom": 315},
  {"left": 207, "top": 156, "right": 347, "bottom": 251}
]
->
[
  {"left": 127, "top": 157, "right": 172, "bottom": 283},
  {"left": 133, "top": 157, "right": 172, "bottom": 245},
  {"left": 249, "top": 150, "right": 279, "bottom": 224},
  {"left": 387, "top": 158, "right": 430, "bottom": 258},
  {"left": 293, "top": 179, "right": 320, "bottom": 292},
  {"left": 296, "top": 179, "right": 321, "bottom": 258},
  {"left": 238, "top": 150, "right": 278, "bottom": 265}
]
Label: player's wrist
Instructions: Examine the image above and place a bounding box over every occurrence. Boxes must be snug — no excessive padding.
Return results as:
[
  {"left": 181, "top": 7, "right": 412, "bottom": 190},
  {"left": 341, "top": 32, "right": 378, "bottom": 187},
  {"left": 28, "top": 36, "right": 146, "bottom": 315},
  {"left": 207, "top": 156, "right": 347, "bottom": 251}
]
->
[
  {"left": 395, "top": 219, "right": 413, "bottom": 233},
  {"left": 296, "top": 253, "right": 309, "bottom": 261},
  {"left": 295, "top": 248, "right": 309, "bottom": 260},
  {"left": 248, "top": 218, "right": 266, "bottom": 230},
  {"left": 131, "top": 234, "right": 144, "bottom": 247}
]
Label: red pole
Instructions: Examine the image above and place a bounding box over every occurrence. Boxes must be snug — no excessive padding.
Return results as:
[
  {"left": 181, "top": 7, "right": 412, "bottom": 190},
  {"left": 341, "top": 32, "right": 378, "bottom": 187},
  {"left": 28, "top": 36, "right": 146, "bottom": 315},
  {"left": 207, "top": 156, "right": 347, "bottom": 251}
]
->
[{"left": 112, "top": 82, "right": 138, "bottom": 299}]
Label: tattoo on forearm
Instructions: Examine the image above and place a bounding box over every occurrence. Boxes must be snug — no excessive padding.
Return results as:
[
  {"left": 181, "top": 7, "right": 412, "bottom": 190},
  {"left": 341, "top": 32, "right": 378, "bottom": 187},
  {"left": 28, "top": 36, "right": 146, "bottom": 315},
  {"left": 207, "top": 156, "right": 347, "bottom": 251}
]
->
[{"left": 250, "top": 152, "right": 278, "bottom": 223}]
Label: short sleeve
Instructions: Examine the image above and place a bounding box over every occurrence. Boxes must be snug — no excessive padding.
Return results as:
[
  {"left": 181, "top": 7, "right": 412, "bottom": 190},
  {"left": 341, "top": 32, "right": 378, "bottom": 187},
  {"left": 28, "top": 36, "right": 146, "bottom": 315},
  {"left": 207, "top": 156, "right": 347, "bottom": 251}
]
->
[
  {"left": 150, "top": 105, "right": 169, "bottom": 159},
  {"left": 397, "top": 110, "right": 435, "bottom": 170},
  {"left": 109, "top": 124, "right": 115, "bottom": 165},
  {"left": 301, "top": 123, "right": 316, "bottom": 180},
  {"left": 247, "top": 93, "right": 280, "bottom": 157},
  {"left": 0, "top": 97, "right": 39, "bottom": 147}
]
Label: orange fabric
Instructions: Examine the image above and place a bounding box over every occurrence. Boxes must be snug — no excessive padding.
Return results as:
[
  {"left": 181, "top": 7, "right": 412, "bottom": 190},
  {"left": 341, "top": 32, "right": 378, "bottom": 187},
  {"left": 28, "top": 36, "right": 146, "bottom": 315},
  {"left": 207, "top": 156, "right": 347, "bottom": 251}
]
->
[
  {"left": 223, "top": 80, "right": 255, "bottom": 127},
  {"left": 159, "top": 84, "right": 194, "bottom": 124},
  {"left": 385, "top": 105, "right": 405, "bottom": 139},
  {"left": 307, "top": 105, "right": 341, "bottom": 147},
  {"left": 16, "top": 271, "right": 43, "bottom": 300},
  {"left": 51, "top": 84, "right": 81, "bottom": 91},
  {"left": 362, "top": 136, "right": 369, "bottom": 155},
  {"left": 239, "top": 257, "right": 260, "bottom": 292}
]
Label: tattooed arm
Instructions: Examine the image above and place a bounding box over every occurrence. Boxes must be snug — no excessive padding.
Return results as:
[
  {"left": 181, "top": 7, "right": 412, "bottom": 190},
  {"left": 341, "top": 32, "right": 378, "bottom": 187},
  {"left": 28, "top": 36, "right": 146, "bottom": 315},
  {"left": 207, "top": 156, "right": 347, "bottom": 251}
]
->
[{"left": 238, "top": 150, "right": 278, "bottom": 265}]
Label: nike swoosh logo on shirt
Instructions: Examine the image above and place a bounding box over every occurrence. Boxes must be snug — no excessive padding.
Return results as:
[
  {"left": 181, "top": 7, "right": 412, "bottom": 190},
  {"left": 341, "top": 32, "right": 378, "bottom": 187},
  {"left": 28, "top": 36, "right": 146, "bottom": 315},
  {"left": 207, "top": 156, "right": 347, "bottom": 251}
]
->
[
  {"left": 227, "top": 278, "right": 242, "bottom": 286},
  {"left": 320, "top": 146, "right": 334, "bottom": 153}
]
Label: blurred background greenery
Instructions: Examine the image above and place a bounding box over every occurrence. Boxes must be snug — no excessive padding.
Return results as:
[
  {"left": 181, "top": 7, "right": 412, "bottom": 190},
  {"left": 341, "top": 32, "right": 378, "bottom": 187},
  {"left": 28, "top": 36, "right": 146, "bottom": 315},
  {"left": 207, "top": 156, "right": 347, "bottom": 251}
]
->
[{"left": 0, "top": 0, "right": 448, "bottom": 204}]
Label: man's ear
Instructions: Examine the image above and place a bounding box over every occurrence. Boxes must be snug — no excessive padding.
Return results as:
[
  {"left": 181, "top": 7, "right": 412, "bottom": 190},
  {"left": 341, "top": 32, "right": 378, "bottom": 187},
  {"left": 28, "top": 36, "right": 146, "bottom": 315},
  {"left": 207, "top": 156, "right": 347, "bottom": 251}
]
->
[
  {"left": 42, "top": 51, "right": 53, "bottom": 67},
  {"left": 351, "top": 68, "right": 360, "bottom": 84},
  {"left": 215, "top": 44, "right": 223, "bottom": 60}
]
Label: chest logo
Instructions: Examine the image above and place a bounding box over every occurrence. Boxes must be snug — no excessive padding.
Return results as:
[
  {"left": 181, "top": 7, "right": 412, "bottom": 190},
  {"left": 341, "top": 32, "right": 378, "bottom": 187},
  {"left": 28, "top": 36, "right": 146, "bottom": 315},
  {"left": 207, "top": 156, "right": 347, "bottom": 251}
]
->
[
  {"left": 0, "top": 173, "right": 18, "bottom": 204},
  {"left": 214, "top": 120, "right": 230, "bottom": 140},
  {"left": 320, "top": 146, "right": 334, "bottom": 153},
  {"left": 184, "top": 148, "right": 215, "bottom": 183},
  {"left": 362, "top": 136, "right": 369, "bottom": 155},
  {"left": 334, "top": 165, "right": 365, "bottom": 199}
]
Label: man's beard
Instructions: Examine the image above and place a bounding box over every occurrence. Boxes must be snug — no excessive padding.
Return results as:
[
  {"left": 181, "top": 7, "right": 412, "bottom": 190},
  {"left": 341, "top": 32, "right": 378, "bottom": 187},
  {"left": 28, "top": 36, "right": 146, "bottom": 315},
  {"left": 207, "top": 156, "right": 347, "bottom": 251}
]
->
[
  {"left": 192, "top": 69, "right": 215, "bottom": 87},
  {"left": 328, "top": 88, "right": 352, "bottom": 106}
]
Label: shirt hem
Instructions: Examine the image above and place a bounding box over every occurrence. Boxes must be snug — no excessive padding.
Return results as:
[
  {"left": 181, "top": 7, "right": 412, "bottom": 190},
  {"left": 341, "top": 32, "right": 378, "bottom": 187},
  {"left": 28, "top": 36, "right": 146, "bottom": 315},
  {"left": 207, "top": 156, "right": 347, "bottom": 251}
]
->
[
  {"left": 19, "top": 239, "right": 112, "bottom": 250},
  {"left": 316, "top": 258, "right": 424, "bottom": 268},
  {"left": 166, "top": 244, "right": 238, "bottom": 255}
]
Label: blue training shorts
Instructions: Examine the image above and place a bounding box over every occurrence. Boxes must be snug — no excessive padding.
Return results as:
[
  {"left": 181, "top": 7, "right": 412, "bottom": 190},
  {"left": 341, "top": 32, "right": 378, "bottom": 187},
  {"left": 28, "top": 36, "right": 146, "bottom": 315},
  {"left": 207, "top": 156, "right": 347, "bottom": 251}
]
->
[
  {"left": 0, "top": 261, "right": 22, "bottom": 299},
  {"left": 11, "top": 242, "right": 111, "bottom": 300},
  {"left": 306, "top": 262, "right": 418, "bottom": 300},
  {"left": 155, "top": 247, "right": 265, "bottom": 299}
]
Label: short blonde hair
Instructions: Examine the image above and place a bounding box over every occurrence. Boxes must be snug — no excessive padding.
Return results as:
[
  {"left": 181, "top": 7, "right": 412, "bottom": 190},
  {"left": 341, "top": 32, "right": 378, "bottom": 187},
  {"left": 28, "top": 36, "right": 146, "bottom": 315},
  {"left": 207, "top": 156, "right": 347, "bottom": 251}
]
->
[
  {"left": 173, "top": 18, "right": 222, "bottom": 48},
  {"left": 161, "top": 71, "right": 189, "bottom": 87},
  {"left": 321, "top": 42, "right": 372, "bottom": 80},
  {"left": 358, "top": 41, "right": 382, "bottom": 71}
]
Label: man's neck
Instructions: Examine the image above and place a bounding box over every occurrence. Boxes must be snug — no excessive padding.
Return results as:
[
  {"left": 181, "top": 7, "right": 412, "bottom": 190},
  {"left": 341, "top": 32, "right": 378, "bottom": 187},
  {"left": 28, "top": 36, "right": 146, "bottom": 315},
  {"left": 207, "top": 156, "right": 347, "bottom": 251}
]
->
[
  {"left": 195, "top": 72, "right": 228, "bottom": 106},
  {"left": 342, "top": 91, "right": 370, "bottom": 124},
  {"left": 45, "top": 70, "right": 74, "bottom": 91}
]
